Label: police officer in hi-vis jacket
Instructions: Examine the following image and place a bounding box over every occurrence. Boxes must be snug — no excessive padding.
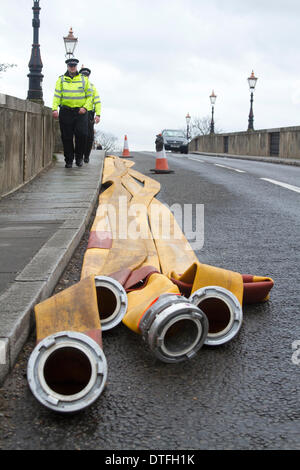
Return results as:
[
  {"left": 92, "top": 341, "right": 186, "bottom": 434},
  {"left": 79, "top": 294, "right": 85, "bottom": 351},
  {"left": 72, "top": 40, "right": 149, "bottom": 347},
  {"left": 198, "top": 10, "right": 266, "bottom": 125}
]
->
[
  {"left": 52, "top": 58, "right": 93, "bottom": 168},
  {"left": 79, "top": 66, "right": 101, "bottom": 163}
]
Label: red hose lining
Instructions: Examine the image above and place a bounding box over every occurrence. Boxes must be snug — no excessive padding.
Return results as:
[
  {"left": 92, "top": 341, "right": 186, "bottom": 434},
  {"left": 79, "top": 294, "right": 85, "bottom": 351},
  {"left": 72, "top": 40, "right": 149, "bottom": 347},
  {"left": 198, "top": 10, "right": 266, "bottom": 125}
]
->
[
  {"left": 242, "top": 275, "right": 274, "bottom": 304},
  {"left": 87, "top": 231, "right": 113, "bottom": 249},
  {"left": 171, "top": 275, "right": 274, "bottom": 305}
]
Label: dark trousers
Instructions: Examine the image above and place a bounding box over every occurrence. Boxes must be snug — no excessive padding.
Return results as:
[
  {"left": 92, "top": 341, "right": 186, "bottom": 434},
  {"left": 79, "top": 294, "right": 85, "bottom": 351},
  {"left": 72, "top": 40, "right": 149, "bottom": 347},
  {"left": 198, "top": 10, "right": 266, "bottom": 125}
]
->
[
  {"left": 59, "top": 106, "right": 88, "bottom": 164},
  {"left": 84, "top": 111, "right": 95, "bottom": 159}
]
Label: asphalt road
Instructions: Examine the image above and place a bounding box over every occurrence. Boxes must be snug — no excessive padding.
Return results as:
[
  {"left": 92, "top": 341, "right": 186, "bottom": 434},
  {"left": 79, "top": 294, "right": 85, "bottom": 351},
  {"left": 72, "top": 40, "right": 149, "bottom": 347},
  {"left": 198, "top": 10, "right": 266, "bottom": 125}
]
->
[{"left": 0, "top": 151, "right": 299, "bottom": 450}]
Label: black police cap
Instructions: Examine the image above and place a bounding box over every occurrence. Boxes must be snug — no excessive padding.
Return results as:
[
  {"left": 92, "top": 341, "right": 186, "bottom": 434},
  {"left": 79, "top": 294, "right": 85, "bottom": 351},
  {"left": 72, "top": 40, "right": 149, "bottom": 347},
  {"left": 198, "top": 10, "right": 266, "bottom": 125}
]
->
[
  {"left": 65, "top": 58, "right": 79, "bottom": 66},
  {"left": 79, "top": 67, "right": 91, "bottom": 76}
]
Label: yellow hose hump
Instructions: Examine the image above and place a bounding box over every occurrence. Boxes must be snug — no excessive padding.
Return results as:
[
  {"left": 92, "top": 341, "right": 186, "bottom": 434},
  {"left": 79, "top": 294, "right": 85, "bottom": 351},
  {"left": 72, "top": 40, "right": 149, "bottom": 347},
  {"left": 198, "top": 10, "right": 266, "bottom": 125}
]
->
[
  {"left": 34, "top": 276, "right": 101, "bottom": 344},
  {"left": 124, "top": 273, "right": 180, "bottom": 333},
  {"left": 169, "top": 261, "right": 244, "bottom": 306}
]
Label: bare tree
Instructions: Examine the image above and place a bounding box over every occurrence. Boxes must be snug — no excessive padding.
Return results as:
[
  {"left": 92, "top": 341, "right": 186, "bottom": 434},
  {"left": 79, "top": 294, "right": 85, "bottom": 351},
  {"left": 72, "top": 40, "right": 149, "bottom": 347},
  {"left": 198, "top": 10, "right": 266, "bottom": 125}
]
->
[
  {"left": 0, "top": 63, "right": 17, "bottom": 76},
  {"left": 191, "top": 115, "right": 223, "bottom": 137},
  {"left": 94, "top": 130, "right": 121, "bottom": 153}
]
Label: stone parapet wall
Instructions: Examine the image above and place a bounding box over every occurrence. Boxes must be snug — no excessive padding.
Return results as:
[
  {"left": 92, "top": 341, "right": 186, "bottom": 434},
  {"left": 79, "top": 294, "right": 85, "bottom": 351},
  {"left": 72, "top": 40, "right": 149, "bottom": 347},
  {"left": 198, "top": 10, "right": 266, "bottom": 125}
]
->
[
  {"left": 0, "top": 94, "right": 58, "bottom": 198},
  {"left": 189, "top": 126, "right": 300, "bottom": 160}
]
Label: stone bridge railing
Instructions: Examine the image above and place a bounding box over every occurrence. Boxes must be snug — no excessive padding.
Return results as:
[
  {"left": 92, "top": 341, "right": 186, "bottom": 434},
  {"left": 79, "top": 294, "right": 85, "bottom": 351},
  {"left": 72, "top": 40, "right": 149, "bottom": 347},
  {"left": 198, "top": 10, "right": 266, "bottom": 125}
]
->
[
  {"left": 189, "top": 126, "right": 300, "bottom": 160},
  {"left": 0, "top": 94, "right": 60, "bottom": 198}
]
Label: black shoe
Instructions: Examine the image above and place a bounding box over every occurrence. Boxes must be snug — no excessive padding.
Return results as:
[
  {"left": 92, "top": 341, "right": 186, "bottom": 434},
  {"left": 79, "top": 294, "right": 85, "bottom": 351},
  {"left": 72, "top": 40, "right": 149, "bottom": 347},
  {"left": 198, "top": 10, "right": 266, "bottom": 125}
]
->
[
  {"left": 75, "top": 159, "right": 83, "bottom": 167},
  {"left": 84, "top": 157, "right": 89, "bottom": 163},
  {"left": 65, "top": 163, "right": 73, "bottom": 168}
]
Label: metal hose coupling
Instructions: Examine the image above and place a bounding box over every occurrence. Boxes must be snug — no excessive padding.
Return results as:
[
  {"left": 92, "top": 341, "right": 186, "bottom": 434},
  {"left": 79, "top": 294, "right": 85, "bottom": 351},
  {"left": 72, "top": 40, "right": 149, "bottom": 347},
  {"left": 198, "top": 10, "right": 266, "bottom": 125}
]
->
[
  {"left": 27, "top": 331, "right": 108, "bottom": 413},
  {"left": 189, "top": 286, "right": 243, "bottom": 346},
  {"left": 94, "top": 276, "right": 128, "bottom": 331},
  {"left": 139, "top": 294, "right": 208, "bottom": 363}
]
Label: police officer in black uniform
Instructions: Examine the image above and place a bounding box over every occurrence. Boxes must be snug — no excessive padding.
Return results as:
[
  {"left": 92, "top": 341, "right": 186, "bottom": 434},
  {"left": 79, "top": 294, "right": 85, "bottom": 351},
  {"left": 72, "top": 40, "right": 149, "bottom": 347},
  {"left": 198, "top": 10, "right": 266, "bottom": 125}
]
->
[
  {"left": 79, "top": 66, "right": 101, "bottom": 164},
  {"left": 52, "top": 58, "right": 92, "bottom": 168}
]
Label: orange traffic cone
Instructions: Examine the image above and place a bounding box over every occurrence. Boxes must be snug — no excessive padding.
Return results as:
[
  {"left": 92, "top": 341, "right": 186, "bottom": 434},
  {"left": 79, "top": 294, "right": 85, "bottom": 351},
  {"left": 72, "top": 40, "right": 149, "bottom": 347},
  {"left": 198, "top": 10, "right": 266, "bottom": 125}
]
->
[
  {"left": 120, "top": 135, "right": 132, "bottom": 158},
  {"left": 151, "top": 144, "right": 174, "bottom": 174}
]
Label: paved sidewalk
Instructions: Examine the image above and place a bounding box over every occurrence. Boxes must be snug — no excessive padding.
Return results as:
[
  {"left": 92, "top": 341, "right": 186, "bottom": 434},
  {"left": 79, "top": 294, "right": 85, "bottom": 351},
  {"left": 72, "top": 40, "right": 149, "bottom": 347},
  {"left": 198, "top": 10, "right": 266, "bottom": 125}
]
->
[
  {"left": 192, "top": 151, "right": 300, "bottom": 166},
  {"left": 0, "top": 150, "right": 105, "bottom": 384}
]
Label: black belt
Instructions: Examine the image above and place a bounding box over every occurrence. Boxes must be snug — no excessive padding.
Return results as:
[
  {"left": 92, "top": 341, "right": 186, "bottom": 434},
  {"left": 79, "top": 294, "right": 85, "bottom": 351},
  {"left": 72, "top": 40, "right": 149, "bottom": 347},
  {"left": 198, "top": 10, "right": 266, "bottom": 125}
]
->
[{"left": 60, "top": 105, "right": 80, "bottom": 111}]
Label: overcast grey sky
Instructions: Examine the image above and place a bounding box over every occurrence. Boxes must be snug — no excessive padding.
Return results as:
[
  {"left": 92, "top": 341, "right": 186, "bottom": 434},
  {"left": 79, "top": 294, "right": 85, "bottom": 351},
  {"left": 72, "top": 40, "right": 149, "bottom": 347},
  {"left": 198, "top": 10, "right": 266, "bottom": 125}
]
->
[{"left": 1, "top": 0, "right": 299, "bottom": 150}]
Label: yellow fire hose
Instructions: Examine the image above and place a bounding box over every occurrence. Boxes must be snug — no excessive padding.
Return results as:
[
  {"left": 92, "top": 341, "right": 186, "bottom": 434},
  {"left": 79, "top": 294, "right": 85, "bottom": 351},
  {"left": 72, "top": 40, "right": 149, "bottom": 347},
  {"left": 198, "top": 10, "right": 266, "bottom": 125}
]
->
[
  {"left": 27, "top": 276, "right": 108, "bottom": 413},
  {"left": 28, "top": 155, "right": 274, "bottom": 411}
]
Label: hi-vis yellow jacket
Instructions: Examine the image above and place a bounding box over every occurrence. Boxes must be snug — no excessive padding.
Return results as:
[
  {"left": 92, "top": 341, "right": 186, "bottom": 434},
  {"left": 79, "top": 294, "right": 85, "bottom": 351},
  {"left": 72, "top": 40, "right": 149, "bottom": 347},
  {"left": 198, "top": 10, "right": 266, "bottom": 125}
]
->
[
  {"left": 85, "top": 83, "right": 101, "bottom": 116},
  {"left": 52, "top": 73, "right": 93, "bottom": 111}
]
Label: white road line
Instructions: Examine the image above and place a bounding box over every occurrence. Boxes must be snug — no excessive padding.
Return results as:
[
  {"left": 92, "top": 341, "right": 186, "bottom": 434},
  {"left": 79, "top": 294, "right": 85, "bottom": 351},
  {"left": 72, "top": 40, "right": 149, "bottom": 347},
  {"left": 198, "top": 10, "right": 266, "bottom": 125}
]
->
[
  {"left": 232, "top": 168, "right": 246, "bottom": 173},
  {"left": 260, "top": 178, "right": 300, "bottom": 194},
  {"left": 0, "top": 340, "right": 7, "bottom": 365},
  {"left": 214, "top": 164, "right": 246, "bottom": 173},
  {"left": 188, "top": 157, "right": 204, "bottom": 162}
]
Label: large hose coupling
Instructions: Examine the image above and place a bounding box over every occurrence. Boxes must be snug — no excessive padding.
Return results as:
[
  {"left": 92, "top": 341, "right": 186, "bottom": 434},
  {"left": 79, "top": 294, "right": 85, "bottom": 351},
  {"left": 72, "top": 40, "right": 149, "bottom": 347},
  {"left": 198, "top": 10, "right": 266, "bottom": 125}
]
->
[
  {"left": 139, "top": 294, "right": 208, "bottom": 363},
  {"left": 27, "top": 331, "right": 108, "bottom": 413},
  {"left": 189, "top": 286, "right": 243, "bottom": 346},
  {"left": 94, "top": 276, "right": 128, "bottom": 331}
]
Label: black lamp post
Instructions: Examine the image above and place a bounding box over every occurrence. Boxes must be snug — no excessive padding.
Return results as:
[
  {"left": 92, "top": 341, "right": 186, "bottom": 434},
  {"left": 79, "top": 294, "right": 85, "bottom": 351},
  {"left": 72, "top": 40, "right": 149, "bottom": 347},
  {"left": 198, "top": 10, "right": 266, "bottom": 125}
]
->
[
  {"left": 63, "top": 27, "right": 78, "bottom": 59},
  {"left": 27, "top": 0, "right": 44, "bottom": 103},
  {"left": 186, "top": 112, "right": 191, "bottom": 140},
  {"left": 247, "top": 70, "right": 258, "bottom": 131},
  {"left": 210, "top": 90, "right": 217, "bottom": 134}
]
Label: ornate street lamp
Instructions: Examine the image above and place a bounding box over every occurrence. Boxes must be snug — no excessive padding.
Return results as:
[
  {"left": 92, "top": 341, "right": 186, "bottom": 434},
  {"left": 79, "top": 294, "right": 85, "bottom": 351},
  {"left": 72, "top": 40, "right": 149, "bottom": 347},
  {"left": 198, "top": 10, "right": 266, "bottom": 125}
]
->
[
  {"left": 209, "top": 90, "right": 217, "bottom": 134},
  {"left": 27, "top": 0, "right": 44, "bottom": 103},
  {"left": 186, "top": 112, "right": 191, "bottom": 140},
  {"left": 63, "top": 27, "right": 78, "bottom": 59},
  {"left": 247, "top": 70, "right": 258, "bottom": 131}
]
